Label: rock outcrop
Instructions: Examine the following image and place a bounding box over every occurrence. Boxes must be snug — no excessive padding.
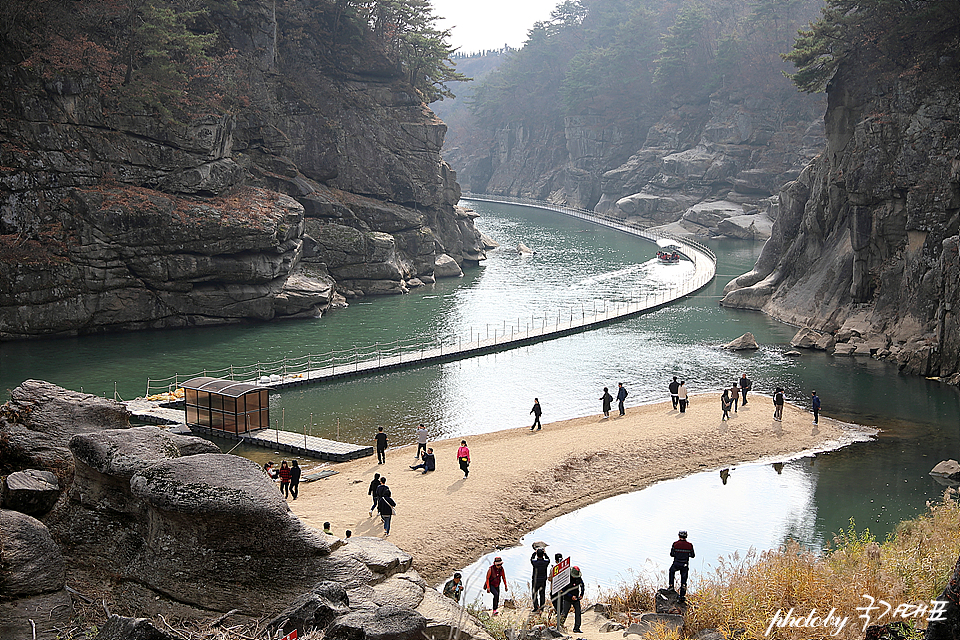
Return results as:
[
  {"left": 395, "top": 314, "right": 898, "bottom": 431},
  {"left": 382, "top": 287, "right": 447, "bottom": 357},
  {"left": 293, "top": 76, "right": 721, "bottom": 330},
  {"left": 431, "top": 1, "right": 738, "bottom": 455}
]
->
[
  {"left": 1, "top": 469, "right": 60, "bottom": 516},
  {"left": 0, "top": 509, "right": 73, "bottom": 640},
  {"left": 0, "top": 0, "right": 485, "bottom": 340},
  {"left": 723, "top": 333, "right": 759, "bottom": 351},
  {"left": 720, "top": 46, "right": 960, "bottom": 381},
  {"left": 0, "top": 379, "right": 132, "bottom": 478}
]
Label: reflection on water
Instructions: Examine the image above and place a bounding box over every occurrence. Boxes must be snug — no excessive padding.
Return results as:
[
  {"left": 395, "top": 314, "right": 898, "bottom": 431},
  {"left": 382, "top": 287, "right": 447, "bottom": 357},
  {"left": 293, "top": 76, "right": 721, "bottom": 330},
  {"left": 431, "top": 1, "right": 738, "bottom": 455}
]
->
[
  {"left": 458, "top": 459, "right": 822, "bottom": 603},
  {"left": 2, "top": 200, "right": 960, "bottom": 593}
]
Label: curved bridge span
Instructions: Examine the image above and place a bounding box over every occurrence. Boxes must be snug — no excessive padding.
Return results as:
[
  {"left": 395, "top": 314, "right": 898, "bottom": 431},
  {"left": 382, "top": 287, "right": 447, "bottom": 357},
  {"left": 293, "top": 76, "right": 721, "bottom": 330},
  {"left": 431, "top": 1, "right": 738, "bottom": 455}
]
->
[{"left": 144, "top": 197, "right": 716, "bottom": 396}]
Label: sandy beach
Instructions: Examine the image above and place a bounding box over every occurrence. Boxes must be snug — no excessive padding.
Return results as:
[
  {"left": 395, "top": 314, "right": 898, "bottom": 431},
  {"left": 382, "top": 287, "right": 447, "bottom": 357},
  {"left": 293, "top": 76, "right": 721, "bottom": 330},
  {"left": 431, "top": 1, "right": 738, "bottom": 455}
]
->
[{"left": 289, "top": 394, "right": 864, "bottom": 585}]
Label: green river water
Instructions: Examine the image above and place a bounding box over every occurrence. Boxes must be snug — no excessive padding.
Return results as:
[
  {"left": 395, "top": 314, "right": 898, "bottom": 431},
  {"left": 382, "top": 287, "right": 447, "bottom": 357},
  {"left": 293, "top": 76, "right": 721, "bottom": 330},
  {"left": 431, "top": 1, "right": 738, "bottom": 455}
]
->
[{"left": 2, "top": 199, "right": 958, "bottom": 594}]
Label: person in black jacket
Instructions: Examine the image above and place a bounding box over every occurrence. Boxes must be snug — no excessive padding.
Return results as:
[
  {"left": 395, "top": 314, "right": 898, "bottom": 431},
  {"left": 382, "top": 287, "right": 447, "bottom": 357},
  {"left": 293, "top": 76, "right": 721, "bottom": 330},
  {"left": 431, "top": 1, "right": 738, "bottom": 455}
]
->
[
  {"left": 368, "top": 473, "right": 381, "bottom": 516},
  {"left": 530, "top": 398, "right": 543, "bottom": 430},
  {"left": 530, "top": 547, "right": 550, "bottom": 612},
  {"left": 409, "top": 448, "right": 436, "bottom": 474},
  {"left": 739, "top": 373, "right": 752, "bottom": 405},
  {"left": 669, "top": 377, "right": 680, "bottom": 410},
  {"left": 376, "top": 480, "right": 396, "bottom": 536},
  {"left": 290, "top": 460, "right": 302, "bottom": 499},
  {"left": 558, "top": 566, "right": 585, "bottom": 633},
  {"left": 375, "top": 427, "right": 388, "bottom": 464}
]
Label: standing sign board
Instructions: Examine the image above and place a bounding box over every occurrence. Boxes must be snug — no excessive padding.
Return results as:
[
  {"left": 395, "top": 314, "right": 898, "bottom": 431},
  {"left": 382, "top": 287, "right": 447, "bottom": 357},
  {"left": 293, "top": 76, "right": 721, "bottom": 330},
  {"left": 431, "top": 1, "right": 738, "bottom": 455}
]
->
[{"left": 550, "top": 557, "right": 571, "bottom": 595}]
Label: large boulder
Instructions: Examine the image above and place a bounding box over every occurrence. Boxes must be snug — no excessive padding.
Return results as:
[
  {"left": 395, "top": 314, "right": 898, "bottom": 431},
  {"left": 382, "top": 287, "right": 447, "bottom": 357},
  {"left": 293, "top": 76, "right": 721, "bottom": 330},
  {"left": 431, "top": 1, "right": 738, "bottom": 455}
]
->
[
  {"left": 326, "top": 604, "right": 427, "bottom": 640},
  {"left": 1, "top": 469, "right": 60, "bottom": 516},
  {"left": 0, "top": 509, "right": 73, "bottom": 640},
  {"left": 790, "top": 327, "right": 824, "bottom": 349},
  {"left": 723, "top": 332, "right": 759, "bottom": 350},
  {"left": 0, "top": 380, "right": 131, "bottom": 478}
]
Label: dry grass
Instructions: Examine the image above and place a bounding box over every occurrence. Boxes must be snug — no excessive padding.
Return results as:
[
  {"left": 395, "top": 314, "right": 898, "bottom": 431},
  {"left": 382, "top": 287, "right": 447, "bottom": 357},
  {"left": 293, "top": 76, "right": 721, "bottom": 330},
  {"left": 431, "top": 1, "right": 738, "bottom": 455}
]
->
[{"left": 604, "top": 491, "right": 960, "bottom": 640}]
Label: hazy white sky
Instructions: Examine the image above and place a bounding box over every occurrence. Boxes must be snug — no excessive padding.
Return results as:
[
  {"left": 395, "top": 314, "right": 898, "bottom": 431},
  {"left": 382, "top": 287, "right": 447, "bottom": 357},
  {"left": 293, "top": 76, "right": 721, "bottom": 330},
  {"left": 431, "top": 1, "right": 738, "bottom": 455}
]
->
[{"left": 431, "top": 0, "right": 561, "bottom": 53}]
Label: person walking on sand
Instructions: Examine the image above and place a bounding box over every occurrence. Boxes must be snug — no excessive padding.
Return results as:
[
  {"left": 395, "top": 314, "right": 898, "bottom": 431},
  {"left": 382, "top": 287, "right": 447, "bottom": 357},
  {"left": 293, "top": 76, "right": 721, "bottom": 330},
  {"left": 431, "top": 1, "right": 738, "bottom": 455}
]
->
[
  {"left": 668, "top": 530, "right": 695, "bottom": 603},
  {"left": 811, "top": 390, "right": 821, "bottom": 425},
  {"left": 375, "top": 481, "right": 396, "bottom": 536},
  {"left": 739, "top": 373, "right": 752, "bottom": 405},
  {"left": 678, "top": 381, "right": 689, "bottom": 413},
  {"left": 415, "top": 423, "right": 428, "bottom": 460},
  {"left": 290, "top": 460, "right": 301, "bottom": 500},
  {"left": 530, "top": 398, "right": 543, "bottom": 430},
  {"left": 773, "top": 387, "right": 785, "bottom": 421},
  {"left": 558, "top": 566, "right": 585, "bottom": 633},
  {"left": 368, "top": 472, "right": 381, "bottom": 516},
  {"left": 375, "top": 427, "right": 388, "bottom": 464},
  {"left": 721, "top": 389, "right": 732, "bottom": 421},
  {"left": 277, "top": 460, "right": 292, "bottom": 498},
  {"left": 617, "top": 383, "right": 628, "bottom": 416},
  {"left": 669, "top": 376, "right": 680, "bottom": 410},
  {"left": 531, "top": 546, "right": 550, "bottom": 612},
  {"left": 457, "top": 440, "right": 471, "bottom": 478},
  {"left": 484, "top": 556, "right": 508, "bottom": 616},
  {"left": 729, "top": 382, "right": 740, "bottom": 413},
  {"left": 600, "top": 387, "right": 613, "bottom": 419}
]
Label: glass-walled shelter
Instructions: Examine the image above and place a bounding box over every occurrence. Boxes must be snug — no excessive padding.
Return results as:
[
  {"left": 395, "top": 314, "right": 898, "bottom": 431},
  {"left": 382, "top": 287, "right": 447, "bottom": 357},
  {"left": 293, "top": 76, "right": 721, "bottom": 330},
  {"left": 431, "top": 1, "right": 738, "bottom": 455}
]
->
[{"left": 181, "top": 377, "right": 268, "bottom": 434}]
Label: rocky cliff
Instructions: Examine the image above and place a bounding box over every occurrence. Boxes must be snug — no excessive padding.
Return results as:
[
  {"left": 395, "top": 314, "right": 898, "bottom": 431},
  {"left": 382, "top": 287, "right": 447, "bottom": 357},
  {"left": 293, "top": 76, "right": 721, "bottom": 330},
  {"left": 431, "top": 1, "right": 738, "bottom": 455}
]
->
[
  {"left": 720, "top": 47, "right": 960, "bottom": 381},
  {"left": 0, "top": 381, "right": 494, "bottom": 639},
  {"left": 451, "top": 78, "right": 824, "bottom": 239},
  {"left": 0, "top": 0, "right": 484, "bottom": 340}
]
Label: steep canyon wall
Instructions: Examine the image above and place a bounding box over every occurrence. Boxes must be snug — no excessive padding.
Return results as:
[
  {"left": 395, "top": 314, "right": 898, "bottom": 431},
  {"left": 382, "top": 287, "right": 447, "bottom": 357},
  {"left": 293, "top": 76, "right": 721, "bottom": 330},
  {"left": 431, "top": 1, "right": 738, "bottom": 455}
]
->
[
  {"left": 0, "top": 0, "right": 483, "bottom": 339},
  {"left": 721, "top": 51, "right": 960, "bottom": 380}
]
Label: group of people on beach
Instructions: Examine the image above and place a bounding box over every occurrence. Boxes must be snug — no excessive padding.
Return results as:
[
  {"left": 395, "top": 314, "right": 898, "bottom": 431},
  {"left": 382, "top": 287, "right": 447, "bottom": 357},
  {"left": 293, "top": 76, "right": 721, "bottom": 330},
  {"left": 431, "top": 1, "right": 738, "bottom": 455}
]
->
[
  {"left": 442, "top": 532, "right": 694, "bottom": 632},
  {"left": 362, "top": 428, "right": 473, "bottom": 536},
  {"left": 263, "top": 459, "right": 301, "bottom": 499}
]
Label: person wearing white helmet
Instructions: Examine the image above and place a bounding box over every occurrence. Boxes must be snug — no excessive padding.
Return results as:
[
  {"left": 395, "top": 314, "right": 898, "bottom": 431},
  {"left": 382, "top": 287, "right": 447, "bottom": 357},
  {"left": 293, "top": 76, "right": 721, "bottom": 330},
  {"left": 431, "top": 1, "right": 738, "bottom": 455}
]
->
[{"left": 668, "top": 530, "right": 695, "bottom": 602}]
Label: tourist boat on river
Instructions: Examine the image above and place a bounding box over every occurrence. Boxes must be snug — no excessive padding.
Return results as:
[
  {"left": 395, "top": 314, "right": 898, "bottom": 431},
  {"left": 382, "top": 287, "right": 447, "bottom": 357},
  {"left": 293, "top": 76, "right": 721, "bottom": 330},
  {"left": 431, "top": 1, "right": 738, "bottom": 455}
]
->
[{"left": 656, "top": 238, "right": 682, "bottom": 264}]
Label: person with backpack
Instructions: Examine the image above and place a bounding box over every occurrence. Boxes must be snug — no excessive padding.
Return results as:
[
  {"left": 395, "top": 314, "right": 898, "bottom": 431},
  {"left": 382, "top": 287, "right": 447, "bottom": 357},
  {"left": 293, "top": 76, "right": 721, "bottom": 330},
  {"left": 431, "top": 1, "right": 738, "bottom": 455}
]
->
[
  {"left": 668, "top": 530, "right": 695, "bottom": 603},
  {"left": 484, "top": 556, "right": 508, "bottom": 615},
  {"left": 616, "top": 383, "right": 628, "bottom": 416},
  {"left": 557, "top": 566, "right": 585, "bottom": 633},
  {"left": 375, "top": 478, "right": 396, "bottom": 536}
]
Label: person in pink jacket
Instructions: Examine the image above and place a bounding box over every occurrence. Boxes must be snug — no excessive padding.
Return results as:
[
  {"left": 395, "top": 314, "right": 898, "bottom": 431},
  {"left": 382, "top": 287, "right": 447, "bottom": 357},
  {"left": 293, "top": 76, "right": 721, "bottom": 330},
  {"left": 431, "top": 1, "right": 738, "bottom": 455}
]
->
[{"left": 457, "top": 440, "right": 470, "bottom": 479}]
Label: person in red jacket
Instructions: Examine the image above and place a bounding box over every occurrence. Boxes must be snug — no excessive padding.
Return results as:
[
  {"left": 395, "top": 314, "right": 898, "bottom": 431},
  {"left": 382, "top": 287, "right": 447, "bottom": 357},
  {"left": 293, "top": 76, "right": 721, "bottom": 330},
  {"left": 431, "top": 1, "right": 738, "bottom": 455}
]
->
[
  {"left": 668, "top": 530, "right": 695, "bottom": 602},
  {"left": 484, "top": 556, "right": 508, "bottom": 615},
  {"left": 277, "top": 460, "right": 292, "bottom": 499}
]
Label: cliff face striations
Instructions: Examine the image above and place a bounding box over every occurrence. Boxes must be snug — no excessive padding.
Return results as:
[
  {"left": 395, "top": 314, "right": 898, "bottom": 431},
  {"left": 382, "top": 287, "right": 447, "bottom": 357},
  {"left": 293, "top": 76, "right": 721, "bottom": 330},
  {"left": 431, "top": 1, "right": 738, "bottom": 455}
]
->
[
  {"left": 721, "top": 48, "right": 960, "bottom": 380},
  {"left": 0, "top": 0, "right": 483, "bottom": 340}
]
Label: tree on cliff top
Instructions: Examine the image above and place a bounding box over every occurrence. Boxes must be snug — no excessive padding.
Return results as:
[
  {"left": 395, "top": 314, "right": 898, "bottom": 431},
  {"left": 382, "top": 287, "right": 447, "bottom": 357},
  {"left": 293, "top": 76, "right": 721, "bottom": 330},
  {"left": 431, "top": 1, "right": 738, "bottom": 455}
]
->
[
  {"left": 2, "top": 0, "right": 237, "bottom": 120},
  {"left": 785, "top": 0, "right": 960, "bottom": 92}
]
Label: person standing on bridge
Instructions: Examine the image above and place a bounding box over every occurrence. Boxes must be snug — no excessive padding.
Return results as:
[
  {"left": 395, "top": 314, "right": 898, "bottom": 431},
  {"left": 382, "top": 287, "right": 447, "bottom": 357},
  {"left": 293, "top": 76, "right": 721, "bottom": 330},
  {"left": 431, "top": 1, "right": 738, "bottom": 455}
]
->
[{"left": 375, "top": 426, "right": 388, "bottom": 464}]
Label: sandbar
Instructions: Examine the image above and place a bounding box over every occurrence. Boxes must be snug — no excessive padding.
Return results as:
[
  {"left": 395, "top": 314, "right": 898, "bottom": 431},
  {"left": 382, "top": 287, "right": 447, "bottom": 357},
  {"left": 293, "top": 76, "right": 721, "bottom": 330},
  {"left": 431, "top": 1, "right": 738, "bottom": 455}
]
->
[{"left": 289, "top": 394, "right": 865, "bottom": 584}]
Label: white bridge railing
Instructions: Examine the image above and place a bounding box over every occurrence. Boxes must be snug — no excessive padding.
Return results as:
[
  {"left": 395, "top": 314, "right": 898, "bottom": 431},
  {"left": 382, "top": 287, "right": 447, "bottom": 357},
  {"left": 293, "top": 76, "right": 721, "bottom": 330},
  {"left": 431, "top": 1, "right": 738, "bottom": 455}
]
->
[{"left": 143, "top": 196, "right": 717, "bottom": 397}]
